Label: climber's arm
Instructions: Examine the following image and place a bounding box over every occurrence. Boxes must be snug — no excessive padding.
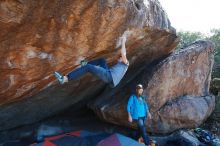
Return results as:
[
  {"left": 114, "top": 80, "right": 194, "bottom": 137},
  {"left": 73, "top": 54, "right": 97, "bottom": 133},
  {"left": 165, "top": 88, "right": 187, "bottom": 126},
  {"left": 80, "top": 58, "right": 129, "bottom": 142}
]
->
[{"left": 120, "top": 36, "right": 129, "bottom": 65}]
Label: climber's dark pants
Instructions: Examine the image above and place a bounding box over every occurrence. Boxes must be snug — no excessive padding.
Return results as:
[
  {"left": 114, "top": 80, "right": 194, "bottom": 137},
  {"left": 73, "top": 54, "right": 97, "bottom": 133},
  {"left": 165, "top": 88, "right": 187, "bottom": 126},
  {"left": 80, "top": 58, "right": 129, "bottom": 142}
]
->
[
  {"left": 67, "top": 58, "right": 113, "bottom": 83},
  {"left": 133, "top": 117, "right": 150, "bottom": 145}
]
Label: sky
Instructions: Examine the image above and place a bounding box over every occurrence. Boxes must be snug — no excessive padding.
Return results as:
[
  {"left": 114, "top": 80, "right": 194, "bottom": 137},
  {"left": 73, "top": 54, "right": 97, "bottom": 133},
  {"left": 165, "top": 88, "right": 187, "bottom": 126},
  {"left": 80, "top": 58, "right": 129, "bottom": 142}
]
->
[{"left": 159, "top": 0, "right": 220, "bottom": 34}]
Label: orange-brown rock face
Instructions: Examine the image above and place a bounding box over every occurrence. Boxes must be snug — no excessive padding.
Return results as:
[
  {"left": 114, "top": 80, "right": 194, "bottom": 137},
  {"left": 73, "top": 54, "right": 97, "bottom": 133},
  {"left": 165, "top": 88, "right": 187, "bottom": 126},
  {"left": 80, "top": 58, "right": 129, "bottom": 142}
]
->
[
  {"left": 0, "top": 0, "right": 178, "bottom": 130},
  {"left": 90, "top": 41, "right": 215, "bottom": 133},
  {"left": 0, "top": 0, "right": 177, "bottom": 105}
]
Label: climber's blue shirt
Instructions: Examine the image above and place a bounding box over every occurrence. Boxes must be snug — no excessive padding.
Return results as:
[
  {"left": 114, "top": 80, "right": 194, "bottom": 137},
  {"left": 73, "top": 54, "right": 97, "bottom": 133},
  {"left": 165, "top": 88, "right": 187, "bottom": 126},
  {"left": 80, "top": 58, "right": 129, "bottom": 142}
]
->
[
  {"left": 127, "top": 94, "right": 148, "bottom": 120},
  {"left": 110, "top": 61, "right": 129, "bottom": 87}
]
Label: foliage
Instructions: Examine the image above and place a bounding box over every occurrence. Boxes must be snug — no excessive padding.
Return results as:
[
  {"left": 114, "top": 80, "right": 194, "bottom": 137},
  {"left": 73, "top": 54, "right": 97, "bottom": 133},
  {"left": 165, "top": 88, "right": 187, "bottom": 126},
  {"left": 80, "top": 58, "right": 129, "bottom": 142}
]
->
[{"left": 177, "top": 31, "right": 205, "bottom": 49}]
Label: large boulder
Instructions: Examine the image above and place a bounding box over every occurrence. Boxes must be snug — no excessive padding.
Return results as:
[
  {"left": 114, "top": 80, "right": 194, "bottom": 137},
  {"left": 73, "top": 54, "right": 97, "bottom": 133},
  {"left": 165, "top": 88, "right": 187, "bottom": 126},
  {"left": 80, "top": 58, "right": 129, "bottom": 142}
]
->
[
  {"left": 90, "top": 41, "right": 215, "bottom": 133},
  {"left": 0, "top": 0, "right": 178, "bottom": 130}
]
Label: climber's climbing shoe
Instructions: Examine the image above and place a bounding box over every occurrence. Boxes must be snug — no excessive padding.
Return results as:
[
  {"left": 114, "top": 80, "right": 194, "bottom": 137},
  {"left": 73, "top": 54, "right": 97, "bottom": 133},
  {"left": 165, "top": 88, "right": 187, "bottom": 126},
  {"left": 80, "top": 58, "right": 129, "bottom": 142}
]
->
[{"left": 54, "top": 71, "right": 65, "bottom": 84}]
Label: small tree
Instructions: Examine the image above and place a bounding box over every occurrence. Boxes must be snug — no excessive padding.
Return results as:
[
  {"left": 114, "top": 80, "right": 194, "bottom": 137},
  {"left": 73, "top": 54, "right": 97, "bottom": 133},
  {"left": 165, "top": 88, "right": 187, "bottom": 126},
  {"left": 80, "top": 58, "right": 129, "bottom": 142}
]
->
[{"left": 208, "top": 29, "right": 220, "bottom": 78}]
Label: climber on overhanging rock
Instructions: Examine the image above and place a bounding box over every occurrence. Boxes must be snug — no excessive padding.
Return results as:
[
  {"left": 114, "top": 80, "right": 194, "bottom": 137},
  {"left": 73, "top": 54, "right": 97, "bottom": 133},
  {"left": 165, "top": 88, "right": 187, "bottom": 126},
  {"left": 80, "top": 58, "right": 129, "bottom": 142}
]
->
[{"left": 54, "top": 31, "right": 129, "bottom": 88}]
